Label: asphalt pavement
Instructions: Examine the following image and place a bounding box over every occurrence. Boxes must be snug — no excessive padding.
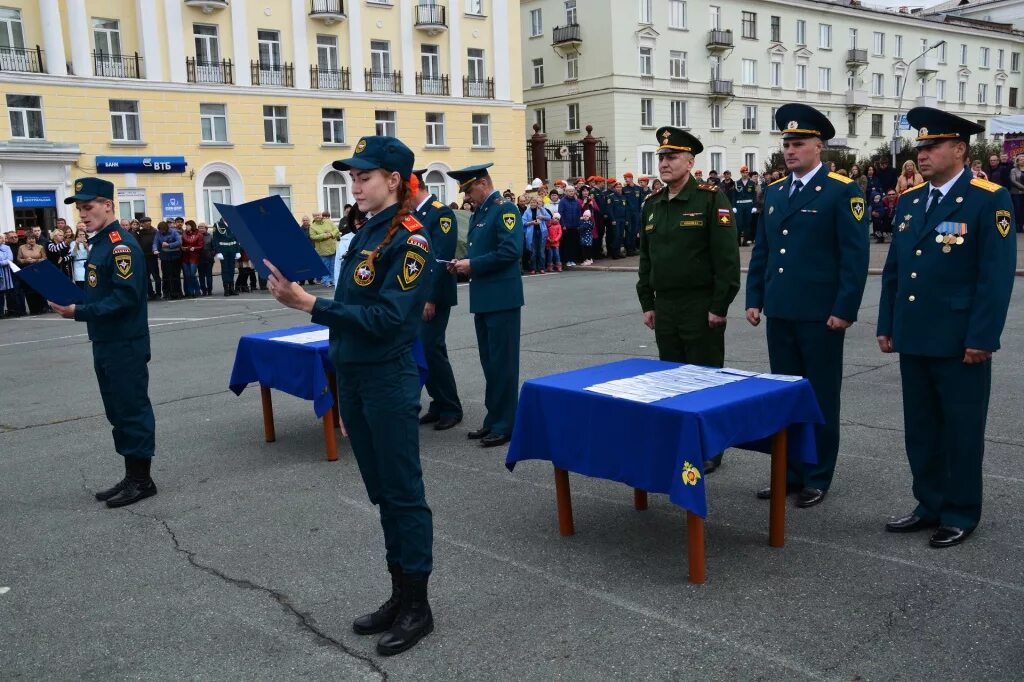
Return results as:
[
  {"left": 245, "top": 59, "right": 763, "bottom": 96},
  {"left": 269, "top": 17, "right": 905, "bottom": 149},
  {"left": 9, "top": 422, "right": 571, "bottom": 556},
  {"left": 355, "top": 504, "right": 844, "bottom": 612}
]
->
[{"left": 1, "top": 270, "right": 1022, "bottom": 681}]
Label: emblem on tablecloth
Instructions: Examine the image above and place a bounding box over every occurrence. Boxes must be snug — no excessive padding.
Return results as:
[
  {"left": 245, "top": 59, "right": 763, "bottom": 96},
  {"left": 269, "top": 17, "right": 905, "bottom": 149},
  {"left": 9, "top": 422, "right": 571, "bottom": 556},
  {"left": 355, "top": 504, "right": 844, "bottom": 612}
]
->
[{"left": 681, "top": 461, "right": 702, "bottom": 486}]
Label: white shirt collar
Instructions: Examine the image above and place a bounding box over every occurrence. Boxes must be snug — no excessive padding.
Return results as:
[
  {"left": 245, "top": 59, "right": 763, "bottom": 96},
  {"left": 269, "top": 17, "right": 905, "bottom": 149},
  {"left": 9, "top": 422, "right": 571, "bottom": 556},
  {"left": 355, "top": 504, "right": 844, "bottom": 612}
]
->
[
  {"left": 928, "top": 166, "right": 967, "bottom": 198},
  {"left": 791, "top": 162, "right": 823, "bottom": 186},
  {"left": 415, "top": 195, "right": 431, "bottom": 212}
]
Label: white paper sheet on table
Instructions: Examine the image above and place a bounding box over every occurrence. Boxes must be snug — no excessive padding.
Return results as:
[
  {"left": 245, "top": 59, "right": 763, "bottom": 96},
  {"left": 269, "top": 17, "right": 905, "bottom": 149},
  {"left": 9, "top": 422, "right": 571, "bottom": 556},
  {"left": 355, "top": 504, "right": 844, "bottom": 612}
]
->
[
  {"left": 584, "top": 364, "right": 752, "bottom": 403},
  {"left": 758, "top": 373, "right": 804, "bottom": 382},
  {"left": 269, "top": 328, "right": 331, "bottom": 345}
]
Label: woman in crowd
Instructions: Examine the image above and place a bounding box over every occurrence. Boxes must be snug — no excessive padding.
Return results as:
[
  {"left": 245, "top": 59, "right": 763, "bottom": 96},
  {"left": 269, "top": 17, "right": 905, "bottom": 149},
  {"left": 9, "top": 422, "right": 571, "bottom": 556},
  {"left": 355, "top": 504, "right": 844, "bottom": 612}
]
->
[
  {"left": 895, "top": 160, "right": 924, "bottom": 194},
  {"left": 1010, "top": 154, "right": 1024, "bottom": 233},
  {"left": 16, "top": 232, "right": 47, "bottom": 314},
  {"left": 521, "top": 197, "right": 551, "bottom": 275},
  {"left": 46, "top": 229, "right": 72, "bottom": 279},
  {"left": 557, "top": 186, "right": 583, "bottom": 267},
  {"left": 864, "top": 164, "right": 883, "bottom": 200},
  {"left": 850, "top": 164, "right": 866, "bottom": 196},
  {"left": 0, "top": 235, "right": 14, "bottom": 317},
  {"left": 198, "top": 223, "right": 215, "bottom": 296},
  {"left": 971, "top": 159, "right": 988, "bottom": 180},
  {"left": 181, "top": 219, "right": 204, "bottom": 298},
  {"left": 68, "top": 228, "right": 90, "bottom": 287}
]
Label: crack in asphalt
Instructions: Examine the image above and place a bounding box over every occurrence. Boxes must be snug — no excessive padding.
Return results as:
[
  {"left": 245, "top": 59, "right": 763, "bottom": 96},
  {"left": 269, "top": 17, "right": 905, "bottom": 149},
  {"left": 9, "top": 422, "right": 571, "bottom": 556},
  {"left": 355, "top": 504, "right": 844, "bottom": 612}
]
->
[{"left": 841, "top": 418, "right": 1024, "bottom": 450}]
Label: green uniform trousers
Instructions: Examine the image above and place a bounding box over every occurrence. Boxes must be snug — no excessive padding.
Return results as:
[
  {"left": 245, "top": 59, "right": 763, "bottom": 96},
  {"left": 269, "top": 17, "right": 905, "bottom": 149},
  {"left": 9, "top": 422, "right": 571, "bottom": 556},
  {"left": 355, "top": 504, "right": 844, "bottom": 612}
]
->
[
  {"left": 766, "top": 318, "right": 845, "bottom": 491},
  {"left": 474, "top": 308, "right": 521, "bottom": 436},
  {"left": 337, "top": 354, "right": 433, "bottom": 577},
  {"left": 93, "top": 338, "right": 156, "bottom": 460},
  {"left": 220, "top": 260, "right": 235, "bottom": 291},
  {"left": 420, "top": 305, "right": 463, "bottom": 420},
  {"left": 899, "top": 354, "right": 990, "bottom": 531}
]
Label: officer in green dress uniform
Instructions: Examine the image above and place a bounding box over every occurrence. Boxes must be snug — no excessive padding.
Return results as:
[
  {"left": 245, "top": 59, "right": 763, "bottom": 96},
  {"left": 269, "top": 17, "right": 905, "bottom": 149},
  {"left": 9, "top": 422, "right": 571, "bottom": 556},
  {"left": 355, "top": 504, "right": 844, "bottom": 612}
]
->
[
  {"left": 265, "top": 136, "right": 435, "bottom": 655},
  {"left": 745, "top": 103, "right": 870, "bottom": 508},
  {"left": 731, "top": 166, "right": 759, "bottom": 246},
  {"left": 412, "top": 168, "right": 463, "bottom": 431},
  {"left": 212, "top": 219, "right": 241, "bottom": 296},
  {"left": 636, "top": 127, "right": 741, "bottom": 474},
  {"left": 49, "top": 177, "right": 158, "bottom": 508},
  {"left": 447, "top": 163, "right": 524, "bottom": 447},
  {"left": 877, "top": 108, "right": 1017, "bottom": 547}
]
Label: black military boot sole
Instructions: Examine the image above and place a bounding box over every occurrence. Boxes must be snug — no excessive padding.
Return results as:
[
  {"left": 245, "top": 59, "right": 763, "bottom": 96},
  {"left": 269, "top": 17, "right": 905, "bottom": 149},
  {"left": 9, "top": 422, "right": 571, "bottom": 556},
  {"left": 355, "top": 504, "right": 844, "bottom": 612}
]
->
[{"left": 105, "top": 479, "right": 157, "bottom": 508}]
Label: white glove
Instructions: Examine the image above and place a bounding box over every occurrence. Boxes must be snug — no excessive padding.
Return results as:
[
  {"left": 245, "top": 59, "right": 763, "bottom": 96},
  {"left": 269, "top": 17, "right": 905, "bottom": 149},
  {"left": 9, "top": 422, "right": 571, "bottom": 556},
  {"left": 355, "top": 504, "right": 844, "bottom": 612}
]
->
[
  {"left": 751, "top": 208, "right": 759, "bottom": 214},
  {"left": 732, "top": 208, "right": 737, "bottom": 213},
  {"left": 235, "top": 253, "right": 241, "bottom": 260},
  {"left": 215, "top": 253, "right": 224, "bottom": 261}
]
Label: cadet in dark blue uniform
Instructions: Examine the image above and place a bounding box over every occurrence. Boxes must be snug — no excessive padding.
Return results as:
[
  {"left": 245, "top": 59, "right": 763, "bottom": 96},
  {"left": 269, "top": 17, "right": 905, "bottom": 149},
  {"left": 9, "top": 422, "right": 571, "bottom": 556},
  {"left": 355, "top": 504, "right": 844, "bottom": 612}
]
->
[
  {"left": 212, "top": 219, "right": 241, "bottom": 296},
  {"left": 878, "top": 109, "right": 1017, "bottom": 547},
  {"left": 412, "top": 168, "right": 463, "bottom": 431},
  {"left": 265, "top": 137, "right": 434, "bottom": 655},
  {"left": 731, "top": 166, "right": 759, "bottom": 246},
  {"left": 606, "top": 181, "right": 630, "bottom": 259},
  {"left": 50, "top": 177, "right": 157, "bottom": 508},
  {"left": 447, "top": 163, "right": 524, "bottom": 447},
  {"left": 745, "top": 104, "right": 870, "bottom": 508},
  {"left": 621, "top": 173, "right": 642, "bottom": 256}
]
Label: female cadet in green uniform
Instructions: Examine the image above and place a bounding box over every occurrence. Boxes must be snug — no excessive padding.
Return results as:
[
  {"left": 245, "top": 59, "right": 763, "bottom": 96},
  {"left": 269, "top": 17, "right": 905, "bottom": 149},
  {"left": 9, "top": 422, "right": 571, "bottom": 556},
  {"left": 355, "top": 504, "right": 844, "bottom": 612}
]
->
[{"left": 264, "top": 136, "right": 434, "bottom": 656}]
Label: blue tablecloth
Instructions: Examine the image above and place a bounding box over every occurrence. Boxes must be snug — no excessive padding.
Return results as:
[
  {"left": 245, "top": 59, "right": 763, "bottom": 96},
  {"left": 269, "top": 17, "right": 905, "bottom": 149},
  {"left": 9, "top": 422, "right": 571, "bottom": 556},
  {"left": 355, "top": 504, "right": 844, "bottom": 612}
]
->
[
  {"left": 229, "top": 324, "right": 428, "bottom": 418},
  {"left": 505, "top": 359, "right": 824, "bottom": 518}
]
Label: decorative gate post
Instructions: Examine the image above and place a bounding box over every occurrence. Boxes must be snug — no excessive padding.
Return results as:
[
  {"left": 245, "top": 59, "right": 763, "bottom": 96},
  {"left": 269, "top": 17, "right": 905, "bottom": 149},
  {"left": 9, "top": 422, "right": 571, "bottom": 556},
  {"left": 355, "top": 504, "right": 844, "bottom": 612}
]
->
[
  {"left": 582, "top": 125, "right": 597, "bottom": 179},
  {"left": 530, "top": 123, "right": 548, "bottom": 182}
]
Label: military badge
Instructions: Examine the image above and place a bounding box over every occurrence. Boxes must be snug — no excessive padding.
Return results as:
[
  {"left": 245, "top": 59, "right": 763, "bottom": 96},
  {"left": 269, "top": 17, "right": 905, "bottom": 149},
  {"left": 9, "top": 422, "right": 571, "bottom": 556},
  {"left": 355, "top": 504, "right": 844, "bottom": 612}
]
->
[
  {"left": 355, "top": 138, "right": 367, "bottom": 153},
  {"left": 717, "top": 208, "right": 733, "bottom": 226},
  {"left": 502, "top": 213, "right": 517, "bottom": 231},
  {"left": 996, "top": 210, "right": 1011, "bottom": 238},
  {"left": 108, "top": 230, "right": 121, "bottom": 244},
  {"left": 850, "top": 197, "right": 865, "bottom": 222},
  {"left": 398, "top": 251, "right": 426, "bottom": 290},
  {"left": 681, "top": 461, "right": 702, "bottom": 487},
  {"left": 406, "top": 233, "right": 430, "bottom": 252},
  {"left": 787, "top": 120, "right": 798, "bottom": 130},
  {"left": 75, "top": 181, "right": 83, "bottom": 192},
  {"left": 353, "top": 259, "right": 375, "bottom": 286},
  {"left": 112, "top": 244, "right": 133, "bottom": 279},
  {"left": 768, "top": 206, "right": 774, "bottom": 215},
  {"left": 919, "top": 127, "right": 928, "bottom": 137},
  {"left": 87, "top": 269, "right": 98, "bottom": 287},
  {"left": 440, "top": 216, "right": 452, "bottom": 234}
]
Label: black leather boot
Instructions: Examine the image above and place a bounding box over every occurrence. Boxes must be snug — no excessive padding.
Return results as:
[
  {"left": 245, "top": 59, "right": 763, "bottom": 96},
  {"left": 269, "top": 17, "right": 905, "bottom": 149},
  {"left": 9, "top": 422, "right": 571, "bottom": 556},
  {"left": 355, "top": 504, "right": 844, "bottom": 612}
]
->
[
  {"left": 106, "top": 457, "right": 157, "bottom": 508},
  {"left": 94, "top": 459, "right": 130, "bottom": 501},
  {"left": 352, "top": 564, "right": 402, "bottom": 635},
  {"left": 376, "top": 574, "right": 433, "bottom": 656}
]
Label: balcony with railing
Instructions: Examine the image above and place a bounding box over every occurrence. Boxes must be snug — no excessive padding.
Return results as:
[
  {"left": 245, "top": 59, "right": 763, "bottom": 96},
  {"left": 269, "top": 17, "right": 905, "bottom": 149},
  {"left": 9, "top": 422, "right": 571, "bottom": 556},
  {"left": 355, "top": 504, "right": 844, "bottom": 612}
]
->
[
  {"left": 845, "top": 88, "right": 869, "bottom": 108},
  {"left": 251, "top": 61, "right": 294, "bottom": 87},
  {"left": 311, "top": 65, "right": 351, "bottom": 90},
  {"left": 309, "top": 0, "right": 346, "bottom": 23},
  {"left": 0, "top": 46, "right": 45, "bottom": 73},
  {"left": 706, "top": 29, "right": 733, "bottom": 50},
  {"left": 846, "top": 48, "right": 868, "bottom": 66},
  {"left": 414, "top": 3, "right": 447, "bottom": 33},
  {"left": 708, "top": 79, "right": 734, "bottom": 97},
  {"left": 552, "top": 24, "right": 581, "bottom": 49},
  {"left": 463, "top": 76, "right": 494, "bottom": 98},
  {"left": 186, "top": 57, "right": 233, "bottom": 84},
  {"left": 916, "top": 55, "right": 938, "bottom": 76},
  {"left": 416, "top": 72, "right": 450, "bottom": 95},
  {"left": 93, "top": 52, "right": 142, "bottom": 78},
  {"left": 183, "top": 0, "right": 229, "bottom": 13},
  {"left": 365, "top": 69, "right": 402, "bottom": 93}
]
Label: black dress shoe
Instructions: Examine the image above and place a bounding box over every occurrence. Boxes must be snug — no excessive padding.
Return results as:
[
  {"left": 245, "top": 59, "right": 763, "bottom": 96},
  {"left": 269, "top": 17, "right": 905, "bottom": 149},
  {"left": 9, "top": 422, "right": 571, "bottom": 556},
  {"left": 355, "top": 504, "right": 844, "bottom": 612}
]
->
[
  {"left": 467, "top": 427, "right": 491, "bottom": 439},
  {"left": 418, "top": 413, "right": 440, "bottom": 425},
  {"left": 795, "top": 487, "right": 826, "bottom": 508},
  {"left": 480, "top": 433, "right": 511, "bottom": 447},
  {"left": 433, "top": 416, "right": 462, "bottom": 431},
  {"left": 929, "top": 526, "right": 971, "bottom": 548},
  {"left": 376, "top": 575, "right": 433, "bottom": 656},
  {"left": 105, "top": 478, "right": 157, "bottom": 508},
  {"left": 353, "top": 565, "right": 402, "bottom": 635},
  {"left": 702, "top": 459, "right": 720, "bottom": 475},
  {"left": 94, "top": 477, "right": 128, "bottom": 502},
  {"left": 885, "top": 514, "right": 939, "bottom": 533},
  {"left": 756, "top": 482, "right": 802, "bottom": 500}
]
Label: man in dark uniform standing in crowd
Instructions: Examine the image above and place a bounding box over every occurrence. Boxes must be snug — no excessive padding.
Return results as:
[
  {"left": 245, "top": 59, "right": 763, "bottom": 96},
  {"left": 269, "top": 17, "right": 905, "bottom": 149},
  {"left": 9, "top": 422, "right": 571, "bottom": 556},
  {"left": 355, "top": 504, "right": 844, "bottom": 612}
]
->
[
  {"left": 606, "top": 180, "right": 629, "bottom": 259},
  {"left": 877, "top": 108, "right": 1017, "bottom": 547},
  {"left": 621, "top": 172, "right": 642, "bottom": 257},
  {"left": 637, "top": 126, "right": 741, "bottom": 474},
  {"left": 413, "top": 169, "right": 463, "bottom": 431},
  {"left": 746, "top": 103, "right": 869, "bottom": 508},
  {"left": 49, "top": 177, "right": 157, "bottom": 508},
  {"left": 447, "top": 164, "right": 523, "bottom": 447},
  {"left": 732, "top": 166, "right": 759, "bottom": 246},
  {"left": 136, "top": 216, "right": 161, "bottom": 300}
]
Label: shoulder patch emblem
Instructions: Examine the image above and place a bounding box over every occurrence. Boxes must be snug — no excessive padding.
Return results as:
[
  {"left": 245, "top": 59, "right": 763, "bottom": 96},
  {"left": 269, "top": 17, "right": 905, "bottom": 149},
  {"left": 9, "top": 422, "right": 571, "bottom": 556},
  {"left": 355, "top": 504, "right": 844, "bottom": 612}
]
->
[
  {"left": 398, "top": 250, "right": 426, "bottom": 291},
  {"left": 87, "top": 269, "right": 98, "bottom": 287},
  {"left": 996, "top": 210, "right": 1012, "bottom": 238},
  {"left": 850, "top": 196, "right": 866, "bottom": 222},
  {"left": 402, "top": 214, "right": 423, "bottom": 232},
  {"left": 828, "top": 171, "right": 854, "bottom": 185},
  {"left": 108, "top": 230, "right": 122, "bottom": 244},
  {"left": 717, "top": 208, "right": 733, "bottom": 226},
  {"left": 439, "top": 216, "right": 452, "bottom": 234},
  {"left": 353, "top": 259, "right": 375, "bottom": 286},
  {"left": 112, "top": 244, "right": 133, "bottom": 279},
  {"left": 502, "top": 213, "right": 517, "bottom": 231},
  {"left": 406, "top": 233, "right": 430, "bottom": 252},
  {"left": 971, "top": 177, "right": 1001, "bottom": 193},
  {"left": 432, "top": 200, "right": 444, "bottom": 209}
]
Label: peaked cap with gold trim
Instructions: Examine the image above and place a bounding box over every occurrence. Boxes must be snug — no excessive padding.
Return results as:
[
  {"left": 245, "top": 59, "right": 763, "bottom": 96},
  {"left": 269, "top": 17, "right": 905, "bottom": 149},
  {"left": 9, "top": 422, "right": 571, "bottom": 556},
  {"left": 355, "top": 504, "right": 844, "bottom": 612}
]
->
[
  {"left": 655, "top": 126, "right": 703, "bottom": 156},
  {"left": 775, "top": 103, "right": 835, "bottom": 141},
  {"left": 906, "top": 107, "right": 985, "bottom": 148}
]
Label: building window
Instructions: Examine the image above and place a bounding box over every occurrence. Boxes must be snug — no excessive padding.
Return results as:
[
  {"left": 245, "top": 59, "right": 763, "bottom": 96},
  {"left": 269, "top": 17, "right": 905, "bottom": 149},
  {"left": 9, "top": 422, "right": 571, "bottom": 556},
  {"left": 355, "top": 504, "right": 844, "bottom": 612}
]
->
[
  {"left": 199, "top": 103, "right": 227, "bottom": 143},
  {"left": 849, "top": 28, "right": 857, "bottom": 49},
  {"left": 532, "top": 58, "right": 544, "bottom": 86},
  {"left": 420, "top": 44, "right": 440, "bottom": 79},
  {"left": 979, "top": 47, "right": 990, "bottom": 69},
  {"left": 770, "top": 107, "right": 779, "bottom": 131},
  {"left": 742, "top": 105, "right": 757, "bottom": 131},
  {"left": 669, "top": 51, "right": 687, "bottom": 79},
  {"left": 566, "top": 103, "right": 579, "bottom": 131},
  {"left": 6, "top": 94, "right": 44, "bottom": 139},
  {"left": 741, "top": 59, "right": 757, "bottom": 85},
  {"left": 425, "top": 169, "right": 448, "bottom": 204},
  {"left": 741, "top": 12, "right": 756, "bottom": 40},
  {"left": 938, "top": 41, "right": 947, "bottom": 64},
  {"left": 959, "top": 43, "right": 968, "bottom": 66},
  {"left": 709, "top": 55, "right": 721, "bottom": 80},
  {"left": 566, "top": 54, "right": 578, "bottom": 80},
  {"left": 269, "top": 185, "right": 291, "bottom": 210},
  {"left": 847, "top": 111, "right": 856, "bottom": 137},
  {"left": 322, "top": 107, "right": 345, "bottom": 144},
  {"left": 872, "top": 32, "right": 884, "bottom": 57},
  {"left": 638, "top": 0, "right": 653, "bottom": 24},
  {"left": 710, "top": 103, "right": 722, "bottom": 129},
  {"left": 0, "top": 8, "right": 26, "bottom": 53},
  {"left": 472, "top": 113, "right": 491, "bottom": 147},
  {"left": 93, "top": 18, "right": 122, "bottom": 56},
  {"left": 669, "top": 0, "right": 687, "bottom": 29},
  {"left": 894, "top": 34, "right": 903, "bottom": 58},
  {"left": 529, "top": 9, "right": 542, "bottom": 37},
  {"left": 257, "top": 29, "right": 281, "bottom": 67},
  {"left": 770, "top": 16, "right": 780, "bottom": 43},
  {"left": 262, "top": 105, "right": 288, "bottom": 143},
  {"left": 818, "top": 67, "right": 831, "bottom": 92},
  {"left": 978, "top": 83, "right": 988, "bottom": 104},
  {"left": 466, "top": 0, "right": 484, "bottom": 16},
  {"left": 564, "top": 0, "right": 577, "bottom": 25},
  {"left": 534, "top": 108, "right": 546, "bottom": 134},
  {"left": 639, "top": 47, "right": 653, "bottom": 76},
  {"left": 194, "top": 24, "right": 220, "bottom": 64},
  {"left": 936, "top": 79, "right": 946, "bottom": 102},
  {"left": 425, "top": 112, "right": 446, "bottom": 146},
  {"left": 640, "top": 151, "right": 655, "bottom": 176},
  {"left": 117, "top": 190, "right": 146, "bottom": 221},
  {"left": 371, "top": 40, "right": 392, "bottom": 74},
  {"left": 670, "top": 100, "right": 686, "bottom": 127},
  {"left": 375, "top": 110, "right": 397, "bottom": 137},
  {"left": 871, "top": 114, "right": 883, "bottom": 137},
  {"left": 795, "top": 64, "right": 807, "bottom": 91},
  {"left": 709, "top": 152, "right": 723, "bottom": 173},
  {"left": 640, "top": 98, "right": 653, "bottom": 127},
  {"left": 769, "top": 61, "right": 781, "bottom": 88},
  {"left": 709, "top": 5, "right": 721, "bottom": 30},
  {"left": 894, "top": 74, "right": 904, "bottom": 98},
  {"left": 818, "top": 23, "right": 831, "bottom": 50},
  {"left": 322, "top": 171, "right": 349, "bottom": 221},
  {"left": 958, "top": 81, "right": 966, "bottom": 104},
  {"left": 467, "top": 48, "right": 485, "bottom": 82},
  {"left": 997, "top": 49, "right": 1004, "bottom": 70},
  {"left": 202, "top": 172, "right": 231, "bottom": 223},
  {"left": 744, "top": 152, "right": 757, "bottom": 170},
  {"left": 995, "top": 84, "right": 1002, "bottom": 106},
  {"left": 109, "top": 100, "right": 141, "bottom": 142},
  {"left": 871, "top": 73, "right": 884, "bottom": 96},
  {"left": 795, "top": 19, "right": 806, "bottom": 46},
  {"left": 1010, "top": 87, "right": 1019, "bottom": 108},
  {"left": 1012, "top": 52, "right": 1020, "bottom": 72}
]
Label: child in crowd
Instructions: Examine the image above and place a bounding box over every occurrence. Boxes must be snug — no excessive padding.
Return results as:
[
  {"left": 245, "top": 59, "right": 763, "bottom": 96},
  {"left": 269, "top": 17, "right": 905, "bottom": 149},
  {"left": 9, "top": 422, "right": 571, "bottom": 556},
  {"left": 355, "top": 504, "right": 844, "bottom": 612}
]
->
[
  {"left": 546, "top": 212, "right": 563, "bottom": 272},
  {"left": 869, "top": 192, "right": 887, "bottom": 244},
  {"left": 235, "top": 250, "right": 257, "bottom": 293},
  {"left": 578, "top": 210, "right": 595, "bottom": 266},
  {"left": 881, "top": 189, "right": 899, "bottom": 244}
]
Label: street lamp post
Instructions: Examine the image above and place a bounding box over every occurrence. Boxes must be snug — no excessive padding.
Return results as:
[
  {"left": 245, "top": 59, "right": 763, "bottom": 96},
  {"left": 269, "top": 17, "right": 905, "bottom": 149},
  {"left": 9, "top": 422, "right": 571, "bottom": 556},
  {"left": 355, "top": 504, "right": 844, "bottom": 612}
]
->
[{"left": 892, "top": 40, "right": 946, "bottom": 167}]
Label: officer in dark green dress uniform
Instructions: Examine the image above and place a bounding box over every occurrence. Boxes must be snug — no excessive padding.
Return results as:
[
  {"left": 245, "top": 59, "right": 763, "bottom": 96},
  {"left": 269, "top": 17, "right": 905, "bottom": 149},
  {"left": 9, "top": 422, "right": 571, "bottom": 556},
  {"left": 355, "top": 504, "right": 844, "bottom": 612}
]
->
[
  {"left": 731, "top": 166, "right": 759, "bottom": 246},
  {"left": 212, "top": 219, "right": 241, "bottom": 296},
  {"left": 49, "top": 177, "right": 157, "bottom": 508},
  {"left": 265, "top": 136, "right": 435, "bottom": 655},
  {"left": 446, "top": 163, "right": 524, "bottom": 447},
  {"left": 412, "top": 169, "right": 463, "bottom": 431},
  {"left": 637, "top": 127, "right": 741, "bottom": 474},
  {"left": 746, "top": 104, "right": 870, "bottom": 508},
  {"left": 878, "top": 108, "right": 1017, "bottom": 547}
]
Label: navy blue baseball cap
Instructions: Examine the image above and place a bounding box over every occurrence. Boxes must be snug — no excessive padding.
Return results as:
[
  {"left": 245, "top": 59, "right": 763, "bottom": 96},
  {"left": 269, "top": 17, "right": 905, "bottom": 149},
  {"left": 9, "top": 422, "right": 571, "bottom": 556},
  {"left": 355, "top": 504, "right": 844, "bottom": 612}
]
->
[
  {"left": 775, "top": 103, "right": 835, "bottom": 141},
  {"left": 907, "top": 107, "right": 985, "bottom": 148},
  {"left": 64, "top": 177, "right": 115, "bottom": 204},
  {"left": 447, "top": 163, "right": 494, "bottom": 191},
  {"left": 333, "top": 136, "right": 415, "bottom": 180}
]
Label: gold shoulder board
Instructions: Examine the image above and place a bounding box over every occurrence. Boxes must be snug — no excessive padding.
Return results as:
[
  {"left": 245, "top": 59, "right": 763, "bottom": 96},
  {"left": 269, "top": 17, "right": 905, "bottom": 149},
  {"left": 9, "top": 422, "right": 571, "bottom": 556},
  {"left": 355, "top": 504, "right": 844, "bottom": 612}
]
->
[
  {"left": 768, "top": 176, "right": 786, "bottom": 187},
  {"left": 828, "top": 171, "right": 854, "bottom": 184},
  {"left": 970, "top": 177, "right": 1001, "bottom": 193}
]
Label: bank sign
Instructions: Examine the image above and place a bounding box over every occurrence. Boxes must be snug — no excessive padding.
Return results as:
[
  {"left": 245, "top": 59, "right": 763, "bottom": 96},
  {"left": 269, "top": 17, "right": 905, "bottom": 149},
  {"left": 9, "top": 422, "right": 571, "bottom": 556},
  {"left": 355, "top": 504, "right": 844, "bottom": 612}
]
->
[
  {"left": 96, "top": 156, "right": 187, "bottom": 174},
  {"left": 12, "top": 190, "right": 56, "bottom": 207}
]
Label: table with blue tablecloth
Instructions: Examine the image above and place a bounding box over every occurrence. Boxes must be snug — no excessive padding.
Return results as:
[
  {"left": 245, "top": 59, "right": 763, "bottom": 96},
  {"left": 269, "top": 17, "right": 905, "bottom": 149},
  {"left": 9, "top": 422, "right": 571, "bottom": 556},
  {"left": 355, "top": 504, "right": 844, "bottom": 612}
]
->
[
  {"left": 229, "top": 324, "right": 428, "bottom": 461},
  {"left": 505, "top": 358, "right": 824, "bottom": 583}
]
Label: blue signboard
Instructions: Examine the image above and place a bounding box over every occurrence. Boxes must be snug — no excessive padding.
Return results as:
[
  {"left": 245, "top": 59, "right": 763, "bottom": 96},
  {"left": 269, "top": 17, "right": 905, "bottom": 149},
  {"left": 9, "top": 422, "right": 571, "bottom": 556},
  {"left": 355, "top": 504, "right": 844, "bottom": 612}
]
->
[
  {"left": 161, "top": 193, "right": 186, "bottom": 218},
  {"left": 96, "top": 156, "right": 187, "bottom": 174},
  {"left": 898, "top": 114, "right": 911, "bottom": 131},
  {"left": 11, "top": 190, "right": 56, "bottom": 208}
]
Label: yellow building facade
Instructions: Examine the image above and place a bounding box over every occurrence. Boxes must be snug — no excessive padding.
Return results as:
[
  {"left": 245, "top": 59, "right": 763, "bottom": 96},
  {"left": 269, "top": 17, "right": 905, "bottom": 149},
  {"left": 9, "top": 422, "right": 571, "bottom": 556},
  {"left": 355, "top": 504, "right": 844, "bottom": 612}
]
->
[{"left": 0, "top": 0, "right": 524, "bottom": 231}]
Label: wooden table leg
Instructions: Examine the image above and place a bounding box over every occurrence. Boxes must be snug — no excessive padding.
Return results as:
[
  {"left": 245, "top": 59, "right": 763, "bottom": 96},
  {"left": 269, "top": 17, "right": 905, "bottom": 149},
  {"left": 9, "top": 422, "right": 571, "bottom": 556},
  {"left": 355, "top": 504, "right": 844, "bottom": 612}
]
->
[
  {"left": 259, "top": 386, "right": 276, "bottom": 443},
  {"left": 686, "top": 511, "right": 706, "bottom": 584},
  {"left": 322, "top": 412, "right": 338, "bottom": 462},
  {"left": 553, "top": 466, "right": 575, "bottom": 536},
  {"left": 633, "top": 489, "right": 648, "bottom": 511},
  {"left": 327, "top": 371, "right": 340, "bottom": 430},
  {"left": 769, "top": 428, "right": 788, "bottom": 548}
]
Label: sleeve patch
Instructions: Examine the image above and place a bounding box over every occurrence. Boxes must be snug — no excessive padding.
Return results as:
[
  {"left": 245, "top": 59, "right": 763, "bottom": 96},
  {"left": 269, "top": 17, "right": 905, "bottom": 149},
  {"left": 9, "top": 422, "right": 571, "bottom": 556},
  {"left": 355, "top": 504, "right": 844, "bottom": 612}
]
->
[
  {"left": 502, "top": 213, "right": 517, "bottom": 230},
  {"left": 997, "top": 210, "right": 1012, "bottom": 238},
  {"left": 439, "top": 216, "right": 453, "bottom": 234},
  {"left": 398, "top": 250, "right": 426, "bottom": 290},
  {"left": 406, "top": 233, "right": 430, "bottom": 252},
  {"left": 850, "top": 197, "right": 866, "bottom": 222},
  {"left": 112, "top": 244, "right": 133, "bottom": 279},
  {"left": 717, "top": 208, "right": 733, "bottom": 225}
]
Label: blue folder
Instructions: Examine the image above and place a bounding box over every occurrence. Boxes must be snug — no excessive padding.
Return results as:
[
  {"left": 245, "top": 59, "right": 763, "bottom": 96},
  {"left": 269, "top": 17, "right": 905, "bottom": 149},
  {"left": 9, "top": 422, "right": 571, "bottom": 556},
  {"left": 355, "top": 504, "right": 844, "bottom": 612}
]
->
[
  {"left": 214, "top": 195, "right": 330, "bottom": 282},
  {"left": 14, "top": 260, "right": 85, "bottom": 305}
]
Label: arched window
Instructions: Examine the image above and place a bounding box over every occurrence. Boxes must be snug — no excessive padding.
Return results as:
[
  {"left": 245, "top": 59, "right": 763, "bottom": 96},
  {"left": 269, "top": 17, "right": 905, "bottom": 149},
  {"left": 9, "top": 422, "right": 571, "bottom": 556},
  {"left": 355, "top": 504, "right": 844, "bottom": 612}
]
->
[
  {"left": 202, "top": 171, "right": 232, "bottom": 223},
  {"left": 322, "top": 170, "right": 350, "bottom": 220},
  {"left": 425, "top": 170, "right": 447, "bottom": 204}
]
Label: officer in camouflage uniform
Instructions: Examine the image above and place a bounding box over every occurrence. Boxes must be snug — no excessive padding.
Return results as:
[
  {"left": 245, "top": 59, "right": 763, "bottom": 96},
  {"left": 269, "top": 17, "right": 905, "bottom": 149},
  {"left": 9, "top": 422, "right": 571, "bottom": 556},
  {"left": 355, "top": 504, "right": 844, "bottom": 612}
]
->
[{"left": 636, "top": 126, "right": 741, "bottom": 474}]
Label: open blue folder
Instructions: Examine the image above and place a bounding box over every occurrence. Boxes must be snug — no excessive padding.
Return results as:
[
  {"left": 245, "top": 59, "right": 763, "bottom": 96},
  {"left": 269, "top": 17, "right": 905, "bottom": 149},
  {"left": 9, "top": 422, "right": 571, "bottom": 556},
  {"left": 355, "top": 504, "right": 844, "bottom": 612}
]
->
[
  {"left": 14, "top": 260, "right": 85, "bottom": 305},
  {"left": 214, "top": 195, "right": 330, "bottom": 282}
]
